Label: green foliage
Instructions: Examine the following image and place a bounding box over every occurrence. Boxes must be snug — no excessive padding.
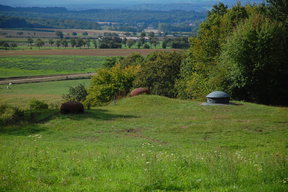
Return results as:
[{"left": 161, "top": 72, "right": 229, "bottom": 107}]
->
[
  {"left": 35, "top": 38, "right": 44, "bottom": 48},
  {"left": 29, "top": 99, "right": 49, "bottom": 111},
  {"left": 219, "top": 15, "right": 288, "bottom": 105},
  {"left": 0, "top": 104, "right": 24, "bottom": 125},
  {"left": 143, "top": 44, "right": 150, "bottom": 49},
  {"left": 85, "top": 64, "right": 139, "bottom": 106},
  {"left": 62, "top": 84, "right": 88, "bottom": 102},
  {"left": 134, "top": 51, "right": 184, "bottom": 98},
  {"left": 98, "top": 36, "right": 122, "bottom": 49},
  {"left": 118, "top": 53, "right": 144, "bottom": 68},
  {"left": 267, "top": 0, "right": 288, "bottom": 24},
  {"left": 176, "top": 3, "right": 263, "bottom": 100},
  {"left": 103, "top": 56, "right": 123, "bottom": 68}
]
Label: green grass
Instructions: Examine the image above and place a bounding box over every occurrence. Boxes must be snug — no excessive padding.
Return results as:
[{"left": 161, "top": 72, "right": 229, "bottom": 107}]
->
[
  {"left": 0, "top": 88, "right": 287, "bottom": 191},
  {"left": 0, "top": 79, "right": 90, "bottom": 107},
  {"left": 0, "top": 55, "right": 107, "bottom": 78}
]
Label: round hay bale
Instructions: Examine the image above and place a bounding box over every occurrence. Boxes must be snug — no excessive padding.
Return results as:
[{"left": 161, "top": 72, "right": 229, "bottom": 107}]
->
[
  {"left": 130, "top": 88, "right": 150, "bottom": 97},
  {"left": 60, "top": 101, "right": 84, "bottom": 114}
]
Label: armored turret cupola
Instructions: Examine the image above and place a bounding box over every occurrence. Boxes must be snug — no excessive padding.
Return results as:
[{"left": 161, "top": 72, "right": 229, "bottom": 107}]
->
[{"left": 206, "top": 91, "right": 230, "bottom": 104}]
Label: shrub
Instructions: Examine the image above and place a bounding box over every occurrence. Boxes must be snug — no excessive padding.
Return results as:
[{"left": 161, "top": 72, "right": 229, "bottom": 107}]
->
[
  {"left": 62, "top": 84, "right": 88, "bottom": 102},
  {"left": 85, "top": 64, "right": 140, "bottom": 106},
  {"left": 133, "top": 51, "right": 184, "bottom": 98},
  {"left": 118, "top": 53, "right": 144, "bottom": 68},
  {"left": 0, "top": 104, "right": 24, "bottom": 125},
  {"left": 103, "top": 56, "right": 123, "bottom": 68},
  {"left": 29, "top": 99, "right": 49, "bottom": 111}
]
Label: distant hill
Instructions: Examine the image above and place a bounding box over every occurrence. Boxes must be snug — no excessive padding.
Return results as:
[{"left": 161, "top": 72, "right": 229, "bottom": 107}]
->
[
  {"left": 0, "top": 4, "right": 206, "bottom": 32},
  {"left": 0, "top": 4, "right": 67, "bottom": 13}
]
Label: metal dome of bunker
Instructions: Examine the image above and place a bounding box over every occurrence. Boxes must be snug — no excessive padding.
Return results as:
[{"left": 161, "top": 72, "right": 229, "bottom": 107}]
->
[{"left": 202, "top": 91, "right": 231, "bottom": 105}]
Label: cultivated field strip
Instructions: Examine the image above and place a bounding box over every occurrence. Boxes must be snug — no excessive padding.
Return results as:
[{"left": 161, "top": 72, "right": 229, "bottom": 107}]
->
[
  {"left": 0, "top": 73, "right": 95, "bottom": 85},
  {"left": 0, "top": 49, "right": 179, "bottom": 56}
]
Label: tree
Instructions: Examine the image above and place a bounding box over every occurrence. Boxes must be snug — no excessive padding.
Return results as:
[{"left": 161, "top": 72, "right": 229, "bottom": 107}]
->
[
  {"left": 61, "top": 39, "right": 68, "bottom": 48},
  {"left": 267, "top": 0, "right": 288, "bottom": 24},
  {"left": 27, "top": 38, "right": 33, "bottom": 47},
  {"left": 70, "top": 38, "right": 77, "bottom": 48},
  {"left": 2, "top": 42, "right": 10, "bottom": 50},
  {"left": 208, "top": 2, "right": 228, "bottom": 16},
  {"left": 162, "top": 40, "right": 167, "bottom": 49},
  {"left": 82, "top": 32, "right": 88, "bottom": 36},
  {"left": 76, "top": 38, "right": 84, "bottom": 48},
  {"left": 118, "top": 53, "right": 143, "bottom": 68},
  {"left": 49, "top": 39, "right": 54, "bottom": 47},
  {"left": 126, "top": 39, "right": 135, "bottom": 48},
  {"left": 11, "top": 43, "right": 17, "bottom": 49},
  {"left": 35, "top": 38, "right": 44, "bottom": 49},
  {"left": 103, "top": 56, "right": 123, "bottom": 68},
  {"left": 176, "top": 2, "right": 251, "bottom": 100},
  {"left": 134, "top": 51, "right": 184, "bottom": 98},
  {"left": 219, "top": 15, "right": 288, "bottom": 105},
  {"left": 55, "top": 40, "right": 61, "bottom": 47},
  {"left": 92, "top": 39, "right": 98, "bottom": 48},
  {"left": 85, "top": 39, "right": 91, "bottom": 48},
  {"left": 56, "top": 31, "right": 64, "bottom": 39}
]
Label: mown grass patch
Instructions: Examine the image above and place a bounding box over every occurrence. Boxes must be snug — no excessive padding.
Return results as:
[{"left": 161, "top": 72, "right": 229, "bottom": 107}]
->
[
  {"left": 0, "top": 55, "right": 106, "bottom": 78},
  {"left": 0, "top": 95, "right": 287, "bottom": 191},
  {"left": 0, "top": 79, "right": 90, "bottom": 107}
]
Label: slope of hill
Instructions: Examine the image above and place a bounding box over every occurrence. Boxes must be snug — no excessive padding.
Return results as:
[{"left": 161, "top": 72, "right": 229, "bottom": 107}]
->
[{"left": 0, "top": 94, "right": 287, "bottom": 191}]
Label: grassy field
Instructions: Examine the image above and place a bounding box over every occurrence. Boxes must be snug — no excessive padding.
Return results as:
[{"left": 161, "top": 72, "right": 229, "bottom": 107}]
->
[
  {"left": 0, "top": 56, "right": 106, "bottom": 78},
  {"left": 0, "top": 80, "right": 287, "bottom": 191},
  {"left": 0, "top": 79, "right": 90, "bottom": 107}
]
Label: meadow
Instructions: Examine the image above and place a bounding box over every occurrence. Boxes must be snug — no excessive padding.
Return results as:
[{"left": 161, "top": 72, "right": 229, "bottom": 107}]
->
[
  {"left": 0, "top": 80, "right": 287, "bottom": 192},
  {"left": 0, "top": 56, "right": 106, "bottom": 78},
  {"left": 0, "top": 79, "right": 90, "bottom": 107}
]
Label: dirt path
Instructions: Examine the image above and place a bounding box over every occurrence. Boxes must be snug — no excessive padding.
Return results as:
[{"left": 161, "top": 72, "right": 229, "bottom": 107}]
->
[
  {"left": 0, "top": 49, "right": 179, "bottom": 56},
  {"left": 0, "top": 73, "right": 95, "bottom": 85}
]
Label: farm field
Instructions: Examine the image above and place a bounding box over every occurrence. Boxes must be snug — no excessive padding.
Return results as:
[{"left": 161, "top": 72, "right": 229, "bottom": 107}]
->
[
  {"left": 0, "top": 79, "right": 90, "bottom": 107},
  {"left": 0, "top": 28, "right": 123, "bottom": 39},
  {"left": 0, "top": 55, "right": 106, "bottom": 78},
  {"left": 0, "top": 49, "right": 179, "bottom": 56},
  {"left": 0, "top": 89, "right": 287, "bottom": 191}
]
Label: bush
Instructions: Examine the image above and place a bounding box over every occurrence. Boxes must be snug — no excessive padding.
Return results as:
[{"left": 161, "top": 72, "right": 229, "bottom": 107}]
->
[
  {"left": 85, "top": 64, "right": 140, "bottom": 106},
  {"left": 29, "top": 99, "right": 49, "bottom": 111},
  {"left": 103, "top": 56, "right": 123, "bottom": 68},
  {"left": 0, "top": 104, "right": 24, "bottom": 125},
  {"left": 62, "top": 84, "right": 88, "bottom": 102},
  {"left": 133, "top": 51, "right": 184, "bottom": 98},
  {"left": 118, "top": 53, "right": 144, "bottom": 68}
]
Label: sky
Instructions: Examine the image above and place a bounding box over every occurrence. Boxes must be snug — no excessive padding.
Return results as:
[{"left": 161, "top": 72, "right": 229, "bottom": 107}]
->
[{"left": 0, "top": 0, "right": 265, "bottom": 8}]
